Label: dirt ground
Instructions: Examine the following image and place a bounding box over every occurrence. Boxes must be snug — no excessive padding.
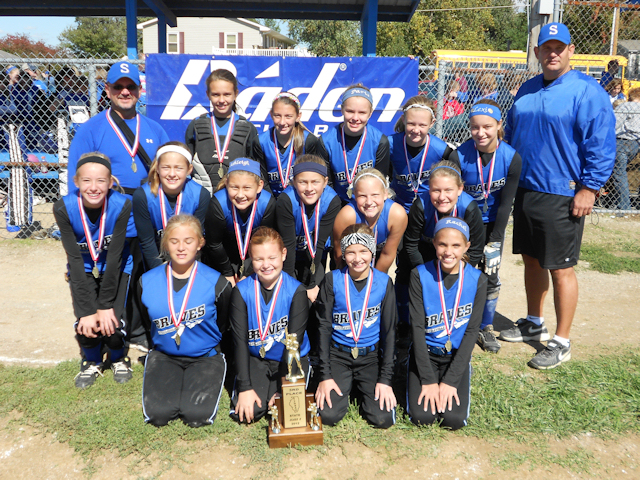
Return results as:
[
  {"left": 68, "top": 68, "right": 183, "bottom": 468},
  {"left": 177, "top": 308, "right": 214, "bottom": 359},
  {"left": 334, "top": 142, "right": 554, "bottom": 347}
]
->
[{"left": 0, "top": 215, "right": 639, "bottom": 479}]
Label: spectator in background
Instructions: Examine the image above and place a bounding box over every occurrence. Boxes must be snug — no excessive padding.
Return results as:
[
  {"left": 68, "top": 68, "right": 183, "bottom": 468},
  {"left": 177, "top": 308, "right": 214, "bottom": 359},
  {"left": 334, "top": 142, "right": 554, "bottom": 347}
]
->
[
  {"left": 442, "top": 80, "right": 465, "bottom": 120},
  {"left": 600, "top": 59, "right": 619, "bottom": 88},
  {"left": 21, "top": 64, "right": 50, "bottom": 96},
  {"left": 5, "top": 66, "right": 19, "bottom": 91},
  {"left": 56, "top": 66, "right": 89, "bottom": 109},
  {"left": 454, "top": 71, "right": 468, "bottom": 92},
  {"left": 0, "top": 70, "right": 17, "bottom": 122},
  {"left": 455, "top": 73, "right": 499, "bottom": 104},
  {"left": 498, "top": 73, "right": 526, "bottom": 113},
  {"left": 613, "top": 87, "right": 640, "bottom": 212},
  {"left": 606, "top": 79, "right": 626, "bottom": 104}
]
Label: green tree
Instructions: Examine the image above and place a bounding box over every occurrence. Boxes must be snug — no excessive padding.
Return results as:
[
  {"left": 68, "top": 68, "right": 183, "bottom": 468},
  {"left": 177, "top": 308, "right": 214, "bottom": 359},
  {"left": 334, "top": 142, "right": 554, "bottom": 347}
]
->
[
  {"left": 486, "top": 2, "right": 528, "bottom": 51},
  {"left": 288, "top": 20, "right": 362, "bottom": 56},
  {"left": 58, "top": 17, "right": 145, "bottom": 57},
  {"left": 257, "top": 18, "right": 282, "bottom": 33}
]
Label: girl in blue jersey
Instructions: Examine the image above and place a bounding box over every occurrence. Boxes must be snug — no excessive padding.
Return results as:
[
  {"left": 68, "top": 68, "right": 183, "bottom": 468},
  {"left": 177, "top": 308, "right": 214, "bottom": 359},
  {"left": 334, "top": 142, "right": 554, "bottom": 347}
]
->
[
  {"left": 53, "top": 153, "right": 134, "bottom": 389},
  {"left": 203, "top": 158, "right": 276, "bottom": 287},
  {"left": 315, "top": 224, "right": 398, "bottom": 428},
  {"left": 317, "top": 84, "right": 390, "bottom": 202},
  {"left": 454, "top": 100, "right": 522, "bottom": 353},
  {"left": 404, "top": 160, "right": 485, "bottom": 271},
  {"left": 275, "top": 154, "right": 342, "bottom": 303},
  {"left": 332, "top": 168, "right": 407, "bottom": 274},
  {"left": 140, "top": 214, "right": 232, "bottom": 427},
  {"left": 133, "top": 141, "right": 210, "bottom": 271},
  {"left": 407, "top": 217, "right": 487, "bottom": 429},
  {"left": 185, "top": 69, "right": 261, "bottom": 194},
  {"left": 229, "top": 227, "right": 311, "bottom": 424},
  {"left": 253, "top": 92, "right": 319, "bottom": 197}
]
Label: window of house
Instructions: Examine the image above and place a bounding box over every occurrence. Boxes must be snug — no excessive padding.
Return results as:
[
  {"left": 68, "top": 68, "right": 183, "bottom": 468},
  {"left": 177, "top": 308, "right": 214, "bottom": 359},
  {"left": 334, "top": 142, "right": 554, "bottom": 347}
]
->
[
  {"left": 168, "top": 33, "right": 178, "bottom": 53},
  {"left": 226, "top": 33, "right": 237, "bottom": 49}
]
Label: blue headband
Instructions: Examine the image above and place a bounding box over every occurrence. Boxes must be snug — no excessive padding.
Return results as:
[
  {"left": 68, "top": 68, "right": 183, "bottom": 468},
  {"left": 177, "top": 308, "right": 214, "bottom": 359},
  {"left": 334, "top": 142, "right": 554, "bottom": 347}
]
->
[
  {"left": 434, "top": 217, "right": 470, "bottom": 241},
  {"left": 228, "top": 158, "right": 262, "bottom": 177},
  {"left": 469, "top": 103, "right": 502, "bottom": 121},
  {"left": 342, "top": 87, "right": 373, "bottom": 105},
  {"left": 292, "top": 162, "right": 327, "bottom": 177},
  {"left": 430, "top": 165, "right": 461, "bottom": 177},
  {"left": 5, "top": 66, "right": 17, "bottom": 75}
]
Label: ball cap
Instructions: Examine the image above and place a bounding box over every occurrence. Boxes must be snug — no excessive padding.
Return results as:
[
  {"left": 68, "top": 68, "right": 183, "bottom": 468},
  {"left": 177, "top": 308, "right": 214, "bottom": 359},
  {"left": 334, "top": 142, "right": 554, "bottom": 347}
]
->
[
  {"left": 538, "top": 22, "right": 571, "bottom": 46},
  {"left": 107, "top": 61, "right": 140, "bottom": 85}
]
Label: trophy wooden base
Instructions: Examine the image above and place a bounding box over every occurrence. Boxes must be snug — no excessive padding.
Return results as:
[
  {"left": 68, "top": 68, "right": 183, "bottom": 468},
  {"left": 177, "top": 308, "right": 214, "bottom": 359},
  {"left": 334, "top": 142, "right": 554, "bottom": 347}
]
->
[{"left": 268, "top": 393, "right": 323, "bottom": 449}]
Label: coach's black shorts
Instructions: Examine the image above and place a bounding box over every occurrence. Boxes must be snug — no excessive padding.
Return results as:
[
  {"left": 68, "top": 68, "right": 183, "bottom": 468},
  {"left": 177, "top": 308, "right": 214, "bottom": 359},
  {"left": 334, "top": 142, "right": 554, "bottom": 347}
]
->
[{"left": 512, "top": 188, "right": 585, "bottom": 270}]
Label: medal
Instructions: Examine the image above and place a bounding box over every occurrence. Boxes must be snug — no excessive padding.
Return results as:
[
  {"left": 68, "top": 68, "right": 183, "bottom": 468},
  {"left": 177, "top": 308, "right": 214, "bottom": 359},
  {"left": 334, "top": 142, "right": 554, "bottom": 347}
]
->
[
  {"left": 232, "top": 200, "right": 257, "bottom": 278},
  {"left": 476, "top": 142, "right": 498, "bottom": 215},
  {"left": 131, "top": 161, "right": 137, "bottom": 173},
  {"left": 344, "top": 269, "right": 374, "bottom": 360},
  {"left": 310, "top": 263, "right": 316, "bottom": 275},
  {"left": 212, "top": 114, "right": 235, "bottom": 176},
  {"left": 77, "top": 194, "right": 107, "bottom": 279},
  {"left": 167, "top": 262, "right": 198, "bottom": 348},
  {"left": 106, "top": 108, "right": 140, "bottom": 171},
  {"left": 255, "top": 274, "right": 284, "bottom": 359},
  {"left": 341, "top": 125, "right": 367, "bottom": 200},
  {"left": 239, "top": 263, "right": 244, "bottom": 277},
  {"left": 159, "top": 186, "right": 183, "bottom": 229},
  {"left": 483, "top": 198, "right": 488, "bottom": 213},
  {"left": 436, "top": 259, "right": 465, "bottom": 354},
  {"left": 300, "top": 197, "right": 320, "bottom": 274},
  {"left": 403, "top": 133, "right": 430, "bottom": 199},
  {"left": 273, "top": 128, "right": 295, "bottom": 190}
]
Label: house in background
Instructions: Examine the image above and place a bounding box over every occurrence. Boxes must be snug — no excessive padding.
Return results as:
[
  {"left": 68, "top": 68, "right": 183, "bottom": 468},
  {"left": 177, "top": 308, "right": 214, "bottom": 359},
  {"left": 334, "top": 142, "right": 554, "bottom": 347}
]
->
[{"left": 137, "top": 17, "right": 313, "bottom": 57}]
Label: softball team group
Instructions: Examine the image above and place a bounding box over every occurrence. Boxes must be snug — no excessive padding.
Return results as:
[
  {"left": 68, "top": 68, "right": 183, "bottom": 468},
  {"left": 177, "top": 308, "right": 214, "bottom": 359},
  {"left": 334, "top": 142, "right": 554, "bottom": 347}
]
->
[{"left": 56, "top": 67, "right": 521, "bottom": 431}]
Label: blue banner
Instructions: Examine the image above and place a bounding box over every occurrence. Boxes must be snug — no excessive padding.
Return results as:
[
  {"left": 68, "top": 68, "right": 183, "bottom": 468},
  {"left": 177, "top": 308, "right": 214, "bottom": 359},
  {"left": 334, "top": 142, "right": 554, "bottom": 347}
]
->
[{"left": 146, "top": 55, "right": 418, "bottom": 141}]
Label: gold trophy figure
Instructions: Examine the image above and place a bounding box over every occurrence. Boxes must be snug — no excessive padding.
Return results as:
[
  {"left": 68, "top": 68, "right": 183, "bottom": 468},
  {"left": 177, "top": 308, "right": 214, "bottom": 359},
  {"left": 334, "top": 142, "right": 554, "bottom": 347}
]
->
[
  {"left": 282, "top": 327, "right": 305, "bottom": 383},
  {"left": 269, "top": 404, "right": 281, "bottom": 434},
  {"left": 308, "top": 402, "right": 320, "bottom": 431}
]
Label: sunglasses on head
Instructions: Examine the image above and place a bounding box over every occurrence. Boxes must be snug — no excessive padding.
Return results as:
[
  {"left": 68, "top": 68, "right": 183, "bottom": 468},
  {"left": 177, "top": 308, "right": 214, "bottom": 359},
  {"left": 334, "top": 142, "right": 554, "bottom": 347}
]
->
[{"left": 110, "top": 83, "right": 139, "bottom": 91}]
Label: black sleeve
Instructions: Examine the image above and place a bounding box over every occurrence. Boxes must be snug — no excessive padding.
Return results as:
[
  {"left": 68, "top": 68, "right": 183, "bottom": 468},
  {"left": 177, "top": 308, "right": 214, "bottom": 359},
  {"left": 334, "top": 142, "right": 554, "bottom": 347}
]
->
[
  {"left": 375, "top": 135, "right": 391, "bottom": 178},
  {"left": 132, "top": 187, "right": 163, "bottom": 270},
  {"left": 444, "top": 149, "right": 461, "bottom": 170},
  {"left": 203, "top": 197, "right": 234, "bottom": 276},
  {"left": 230, "top": 287, "right": 253, "bottom": 392},
  {"left": 408, "top": 267, "right": 438, "bottom": 385},
  {"left": 311, "top": 195, "right": 342, "bottom": 288},
  {"left": 53, "top": 200, "right": 98, "bottom": 319},
  {"left": 316, "top": 273, "right": 335, "bottom": 382},
  {"left": 488, "top": 153, "right": 522, "bottom": 244},
  {"left": 251, "top": 135, "right": 265, "bottom": 164},
  {"left": 404, "top": 197, "right": 426, "bottom": 268},
  {"left": 377, "top": 277, "right": 397, "bottom": 386},
  {"left": 214, "top": 275, "right": 233, "bottom": 334},
  {"left": 259, "top": 195, "right": 277, "bottom": 229},
  {"left": 464, "top": 202, "right": 486, "bottom": 267},
  {"left": 275, "top": 194, "right": 297, "bottom": 276},
  {"left": 283, "top": 285, "right": 310, "bottom": 362},
  {"left": 97, "top": 200, "right": 132, "bottom": 310},
  {"left": 185, "top": 119, "right": 197, "bottom": 156},
  {"left": 137, "top": 278, "right": 152, "bottom": 337},
  {"left": 245, "top": 122, "right": 260, "bottom": 159},
  {"left": 442, "top": 272, "right": 487, "bottom": 387},
  {"left": 194, "top": 187, "right": 211, "bottom": 230},
  {"left": 315, "top": 136, "right": 329, "bottom": 163},
  {"left": 304, "top": 133, "right": 319, "bottom": 156}
]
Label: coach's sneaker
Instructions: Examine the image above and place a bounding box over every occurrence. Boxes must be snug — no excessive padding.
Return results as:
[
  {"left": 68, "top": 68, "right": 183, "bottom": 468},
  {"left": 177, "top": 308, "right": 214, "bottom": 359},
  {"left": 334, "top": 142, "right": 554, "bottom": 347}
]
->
[
  {"left": 111, "top": 357, "right": 133, "bottom": 384},
  {"left": 527, "top": 340, "right": 571, "bottom": 370},
  {"left": 477, "top": 325, "right": 501, "bottom": 353},
  {"left": 74, "top": 360, "right": 103, "bottom": 389},
  {"left": 498, "top": 318, "right": 550, "bottom": 343}
]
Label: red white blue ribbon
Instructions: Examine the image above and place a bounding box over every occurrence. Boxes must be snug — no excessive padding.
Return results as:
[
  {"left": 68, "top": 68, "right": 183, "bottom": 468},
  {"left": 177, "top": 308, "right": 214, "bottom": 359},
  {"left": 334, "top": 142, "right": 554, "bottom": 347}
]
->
[
  {"left": 434, "top": 205, "right": 458, "bottom": 227},
  {"left": 77, "top": 194, "right": 107, "bottom": 265},
  {"left": 106, "top": 108, "right": 140, "bottom": 159},
  {"left": 274, "top": 128, "right": 295, "bottom": 189},
  {"left": 300, "top": 199, "right": 320, "bottom": 260},
  {"left": 403, "top": 134, "right": 430, "bottom": 196},
  {"left": 255, "top": 273, "right": 284, "bottom": 342},
  {"left": 158, "top": 186, "right": 182, "bottom": 229},
  {"left": 167, "top": 261, "right": 198, "bottom": 331},
  {"left": 344, "top": 268, "right": 374, "bottom": 344},
  {"left": 232, "top": 201, "right": 257, "bottom": 262},
  {"left": 341, "top": 125, "right": 367, "bottom": 188},
  {"left": 211, "top": 114, "right": 235, "bottom": 167},
  {"left": 475, "top": 141, "right": 499, "bottom": 202},
  {"left": 436, "top": 260, "right": 465, "bottom": 340}
]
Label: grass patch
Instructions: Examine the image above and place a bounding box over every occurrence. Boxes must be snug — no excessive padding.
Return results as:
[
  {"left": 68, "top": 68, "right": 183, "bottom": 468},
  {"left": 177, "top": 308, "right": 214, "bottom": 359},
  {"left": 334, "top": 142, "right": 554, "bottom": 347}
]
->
[
  {"left": 580, "top": 242, "right": 640, "bottom": 274},
  {"left": 0, "top": 352, "right": 639, "bottom": 475}
]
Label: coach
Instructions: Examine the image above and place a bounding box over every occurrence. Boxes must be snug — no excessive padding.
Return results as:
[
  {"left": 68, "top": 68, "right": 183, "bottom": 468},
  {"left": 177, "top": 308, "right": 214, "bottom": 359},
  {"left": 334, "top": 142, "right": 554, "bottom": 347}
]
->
[{"left": 502, "top": 23, "right": 615, "bottom": 369}]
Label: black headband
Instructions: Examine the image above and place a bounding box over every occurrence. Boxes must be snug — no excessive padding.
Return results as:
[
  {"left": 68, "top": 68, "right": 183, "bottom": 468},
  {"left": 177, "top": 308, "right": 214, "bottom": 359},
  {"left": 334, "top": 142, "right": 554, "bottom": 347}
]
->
[
  {"left": 292, "top": 162, "right": 327, "bottom": 177},
  {"left": 76, "top": 155, "right": 112, "bottom": 173}
]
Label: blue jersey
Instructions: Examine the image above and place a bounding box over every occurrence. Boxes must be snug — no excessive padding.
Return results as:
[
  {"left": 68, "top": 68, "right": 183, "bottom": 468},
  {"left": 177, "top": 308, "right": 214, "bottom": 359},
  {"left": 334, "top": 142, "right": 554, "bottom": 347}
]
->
[
  {"left": 141, "top": 179, "right": 204, "bottom": 245},
  {"left": 259, "top": 127, "right": 310, "bottom": 197},
  {"left": 282, "top": 184, "right": 338, "bottom": 259},
  {"left": 322, "top": 125, "right": 384, "bottom": 201},
  {"left": 458, "top": 139, "right": 516, "bottom": 223},
  {"left": 420, "top": 192, "right": 474, "bottom": 243},
  {"left": 68, "top": 110, "right": 170, "bottom": 192},
  {"left": 345, "top": 198, "right": 394, "bottom": 255},
  {"left": 417, "top": 261, "right": 481, "bottom": 350},
  {"left": 236, "top": 272, "right": 310, "bottom": 361},
  {"left": 330, "top": 267, "right": 389, "bottom": 348},
  {"left": 62, "top": 189, "right": 134, "bottom": 275},
  {"left": 505, "top": 70, "right": 616, "bottom": 196},
  {"left": 141, "top": 262, "right": 223, "bottom": 357},
  {"left": 389, "top": 133, "right": 449, "bottom": 213}
]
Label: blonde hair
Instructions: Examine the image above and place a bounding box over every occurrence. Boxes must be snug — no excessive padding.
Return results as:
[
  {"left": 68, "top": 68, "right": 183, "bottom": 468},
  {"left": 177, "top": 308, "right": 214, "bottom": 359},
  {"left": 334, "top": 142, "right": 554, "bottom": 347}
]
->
[
  {"left": 476, "top": 73, "right": 498, "bottom": 93},
  {"left": 249, "top": 226, "right": 285, "bottom": 253},
  {"left": 293, "top": 153, "right": 326, "bottom": 167},
  {"left": 613, "top": 99, "right": 626, "bottom": 109},
  {"left": 159, "top": 214, "right": 204, "bottom": 260},
  {"left": 471, "top": 99, "right": 505, "bottom": 140},
  {"left": 340, "top": 223, "right": 374, "bottom": 243},
  {"left": 147, "top": 141, "right": 191, "bottom": 196},
  {"left": 215, "top": 170, "right": 263, "bottom": 192},
  {"left": 394, "top": 96, "right": 435, "bottom": 132},
  {"left": 628, "top": 87, "right": 640, "bottom": 102},
  {"left": 429, "top": 160, "right": 464, "bottom": 188},
  {"left": 353, "top": 167, "right": 394, "bottom": 198},
  {"left": 272, "top": 92, "right": 311, "bottom": 156},
  {"left": 74, "top": 152, "right": 124, "bottom": 193}
]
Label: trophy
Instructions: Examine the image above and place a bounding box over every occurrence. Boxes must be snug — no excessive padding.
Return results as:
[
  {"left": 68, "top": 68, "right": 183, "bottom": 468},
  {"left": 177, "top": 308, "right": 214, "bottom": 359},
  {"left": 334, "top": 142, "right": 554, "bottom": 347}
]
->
[{"left": 267, "top": 328, "right": 323, "bottom": 449}]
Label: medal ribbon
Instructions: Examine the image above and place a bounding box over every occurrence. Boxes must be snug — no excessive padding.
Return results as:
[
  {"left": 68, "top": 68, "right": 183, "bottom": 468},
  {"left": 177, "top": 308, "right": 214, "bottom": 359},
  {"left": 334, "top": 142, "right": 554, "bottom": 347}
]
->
[
  {"left": 211, "top": 114, "right": 235, "bottom": 166},
  {"left": 273, "top": 129, "right": 295, "bottom": 189},
  {"left": 232, "top": 201, "right": 257, "bottom": 262},
  {"left": 434, "top": 205, "right": 458, "bottom": 227},
  {"left": 475, "top": 141, "right": 499, "bottom": 202},
  {"left": 106, "top": 108, "right": 140, "bottom": 159},
  {"left": 158, "top": 186, "right": 183, "bottom": 229},
  {"left": 344, "top": 269, "right": 374, "bottom": 344},
  {"left": 254, "top": 273, "right": 284, "bottom": 342},
  {"left": 341, "top": 126, "right": 367, "bottom": 187},
  {"left": 77, "top": 194, "right": 107, "bottom": 265},
  {"left": 167, "top": 261, "right": 198, "bottom": 331},
  {"left": 300, "top": 199, "right": 320, "bottom": 260},
  {"left": 403, "top": 134, "right": 430, "bottom": 196},
  {"left": 436, "top": 260, "right": 465, "bottom": 340}
]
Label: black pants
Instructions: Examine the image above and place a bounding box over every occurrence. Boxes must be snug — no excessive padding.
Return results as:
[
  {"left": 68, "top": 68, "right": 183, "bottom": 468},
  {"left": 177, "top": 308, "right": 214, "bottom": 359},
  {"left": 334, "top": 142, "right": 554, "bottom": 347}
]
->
[
  {"left": 142, "top": 349, "right": 227, "bottom": 428},
  {"left": 126, "top": 237, "right": 148, "bottom": 342},
  {"left": 406, "top": 351, "right": 471, "bottom": 430},
  {"left": 229, "top": 355, "right": 310, "bottom": 424},
  {"left": 481, "top": 221, "right": 502, "bottom": 296},
  {"left": 318, "top": 346, "right": 395, "bottom": 429}
]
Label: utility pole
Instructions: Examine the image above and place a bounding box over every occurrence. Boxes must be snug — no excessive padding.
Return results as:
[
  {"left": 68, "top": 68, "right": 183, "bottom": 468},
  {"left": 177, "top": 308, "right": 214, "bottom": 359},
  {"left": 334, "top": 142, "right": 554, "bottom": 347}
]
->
[{"left": 528, "top": 0, "right": 553, "bottom": 70}]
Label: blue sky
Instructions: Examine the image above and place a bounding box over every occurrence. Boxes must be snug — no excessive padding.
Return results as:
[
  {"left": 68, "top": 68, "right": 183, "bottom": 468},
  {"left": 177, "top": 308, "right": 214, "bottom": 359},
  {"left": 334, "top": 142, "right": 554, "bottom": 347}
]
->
[{"left": 0, "top": 17, "right": 76, "bottom": 46}]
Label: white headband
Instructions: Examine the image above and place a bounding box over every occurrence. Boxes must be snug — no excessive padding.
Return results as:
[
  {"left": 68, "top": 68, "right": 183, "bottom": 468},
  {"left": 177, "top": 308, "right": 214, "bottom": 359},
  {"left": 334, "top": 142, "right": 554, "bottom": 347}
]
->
[
  {"left": 341, "top": 233, "right": 376, "bottom": 255},
  {"left": 404, "top": 103, "right": 435, "bottom": 119},
  {"left": 354, "top": 172, "right": 388, "bottom": 190},
  {"left": 155, "top": 145, "right": 193, "bottom": 164}
]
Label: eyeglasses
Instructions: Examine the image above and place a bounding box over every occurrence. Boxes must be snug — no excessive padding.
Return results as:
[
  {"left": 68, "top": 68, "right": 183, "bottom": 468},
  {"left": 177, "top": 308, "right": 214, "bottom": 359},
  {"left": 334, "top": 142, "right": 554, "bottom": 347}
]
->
[{"left": 109, "top": 83, "right": 139, "bottom": 91}]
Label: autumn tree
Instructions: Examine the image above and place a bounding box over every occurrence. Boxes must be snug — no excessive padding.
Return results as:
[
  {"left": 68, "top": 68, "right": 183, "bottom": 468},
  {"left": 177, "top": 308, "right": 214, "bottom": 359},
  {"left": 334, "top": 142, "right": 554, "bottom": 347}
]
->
[{"left": 0, "top": 34, "right": 59, "bottom": 56}]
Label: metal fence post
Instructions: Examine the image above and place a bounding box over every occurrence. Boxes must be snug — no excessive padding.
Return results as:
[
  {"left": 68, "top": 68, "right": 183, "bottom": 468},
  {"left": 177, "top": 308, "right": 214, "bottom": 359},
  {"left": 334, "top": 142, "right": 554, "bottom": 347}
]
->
[
  {"left": 435, "top": 61, "right": 448, "bottom": 139},
  {"left": 88, "top": 64, "right": 98, "bottom": 118}
]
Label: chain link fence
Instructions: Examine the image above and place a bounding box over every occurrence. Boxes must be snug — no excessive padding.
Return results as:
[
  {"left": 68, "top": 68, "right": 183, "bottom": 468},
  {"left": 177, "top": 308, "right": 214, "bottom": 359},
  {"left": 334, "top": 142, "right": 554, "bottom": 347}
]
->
[{"left": 1, "top": 42, "right": 637, "bottom": 239}]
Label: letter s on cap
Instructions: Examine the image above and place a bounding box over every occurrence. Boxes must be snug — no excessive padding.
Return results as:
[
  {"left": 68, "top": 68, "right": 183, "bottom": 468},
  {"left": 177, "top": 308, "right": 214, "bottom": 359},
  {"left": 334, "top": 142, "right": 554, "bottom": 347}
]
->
[
  {"left": 121, "top": 63, "right": 130, "bottom": 74},
  {"left": 550, "top": 25, "right": 558, "bottom": 35}
]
